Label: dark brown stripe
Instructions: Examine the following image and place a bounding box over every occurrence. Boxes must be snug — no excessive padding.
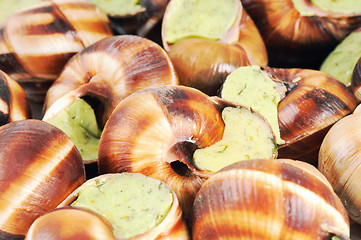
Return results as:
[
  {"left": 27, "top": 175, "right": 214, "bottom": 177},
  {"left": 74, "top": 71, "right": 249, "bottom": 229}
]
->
[{"left": 0, "top": 76, "right": 10, "bottom": 125}]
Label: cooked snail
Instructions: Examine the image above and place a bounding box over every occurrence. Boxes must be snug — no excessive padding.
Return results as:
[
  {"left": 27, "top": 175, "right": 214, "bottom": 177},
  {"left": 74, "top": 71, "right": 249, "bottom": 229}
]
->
[
  {"left": 25, "top": 207, "right": 117, "bottom": 240},
  {"left": 221, "top": 65, "right": 357, "bottom": 163},
  {"left": 0, "top": 0, "right": 113, "bottom": 102},
  {"left": 319, "top": 103, "right": 361, "bottom": 224},
  {"left": 161, "top": 0, "right": 267, "bottom": 96},
  {"left": 0, "top": 119, "right": 86, "bottom": 239},
  {"left": 98, "top": 85, "right": 277, "bottom": 217},
  {"left": 42, "top": 35, "right": 178, "bottom": 164},
  {"left": 241, "top": 0, "right": 361, "bottom": 68},
  {"left": 192, "top": 158, "right": 350, "bottom": 240},
  {"left": 58, "top": 173, "right": 190, "bottom": 240},
  {"left": 0, "top": 70, "right": 31, "bottom": 126}
]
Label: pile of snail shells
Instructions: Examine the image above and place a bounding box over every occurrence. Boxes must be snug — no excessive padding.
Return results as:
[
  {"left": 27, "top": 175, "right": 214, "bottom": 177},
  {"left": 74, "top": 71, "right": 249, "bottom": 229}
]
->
[{"left": 0, "top": 0, "right": 361, "bottom": 238}]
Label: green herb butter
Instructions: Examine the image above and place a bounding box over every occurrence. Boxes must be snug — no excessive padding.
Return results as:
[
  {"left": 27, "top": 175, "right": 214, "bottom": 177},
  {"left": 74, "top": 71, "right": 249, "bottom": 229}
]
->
[
  {"left": 71, "top": 173, "right": 174, "bottom": 239},
  {"left": 221, "top": 65, "right": 285, "bottom": 145},
  {"left": 292, "top": 0, "right": 361, "bottom": 15},
  {"left": 89, "top": 0, "right": 144, "bottom": 16},
  {"left": 320, "top": 30, "right": 361, "bottom": 86},
  {"left": 46, "top": 98, "right": 101, "bottom": 162},
  {"left": 163, "top": 0, "right": 239, "bottom": 44},
  {"left": 0, "top": 0, "right": 42, "bottom": 24},
  {"left": 193, "top": 107, "right": 277, "bottom": 173}
]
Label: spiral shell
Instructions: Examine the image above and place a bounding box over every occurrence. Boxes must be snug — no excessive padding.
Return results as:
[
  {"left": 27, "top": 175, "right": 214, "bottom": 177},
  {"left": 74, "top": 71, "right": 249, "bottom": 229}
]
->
[
  {"left": 319, "top": 104, "right": 361, "bottom": 224},
  {"left": 161, "top": 0, "right": 267, "bottom": 96},
  {"left": 0, "top": 0, "right": 113, "bottom": 101},
  {"left": 25, "top": 207, "right": 117, "bottom": 240},
  {"left": 350, "top": 57, "right": 361, "bottom": 102},
  {"left": 98, "top": 85, "right": 277, "bottom": 217},
  {"left": 0, "top": 70, "right": 31, "bottom": 126},
  {"left": 192, "top": 158, "right": 350, "bottom": 240},
  {"left": 0, "top": 119, "right": 86, "bottom": 238},
  {"left": 266, "top": 67, "right": 357, "bottom": 163},
  {"left": 43, "top": 35, "right": 178, "bottom": 126},
  {"left": 58, "top": 173, "right": 190, "bottom": 240},
  {"left": 241, "top": 0, "right": 361, "bottom": 68}
]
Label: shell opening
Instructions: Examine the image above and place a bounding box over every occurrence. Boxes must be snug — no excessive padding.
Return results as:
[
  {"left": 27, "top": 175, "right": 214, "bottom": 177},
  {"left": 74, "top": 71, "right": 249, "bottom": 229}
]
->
[{"left": 170, "top": 160, "right": 193, "bottom": 177}]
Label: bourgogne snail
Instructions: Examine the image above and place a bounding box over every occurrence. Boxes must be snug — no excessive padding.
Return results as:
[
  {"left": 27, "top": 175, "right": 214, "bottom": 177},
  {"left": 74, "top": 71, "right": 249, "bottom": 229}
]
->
[
  {"left": 98, "top": 85, "right": 278, "bottom": 217},
  {"left": 220, "top": 65, "right": 357, "bottom": 163},
  {"left": 57, "top": 173, "right": 190, "bottom": 239},
  {"left": 42, "top": 35, "right": 178, "bottom": 163},
  {"left": 25, "top": 207, "right": 117, "bottom": 240},
  {"left": 0, "top": 0, "right": 113, "bottom": 102},
  {"left": 319, "top": 103, "right": 361, "bottom": 225},
  {"left": 192, "top": 159, "right": 350, "bottom": 240},
  {"left": 0, "top": 70, "right": 31, "bottom": 126},
  {"left": 241, "top": 0, "right": 361, "bottom": 68},
  {"left": 161, "top": 0, "right": 267, "bottom": 96},
  {"left": 0, "top": 119, "right": 85, "bottom": 239}
]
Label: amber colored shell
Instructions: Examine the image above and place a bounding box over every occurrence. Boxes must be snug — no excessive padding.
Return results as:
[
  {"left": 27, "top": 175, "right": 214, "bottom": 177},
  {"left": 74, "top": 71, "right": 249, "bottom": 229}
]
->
[
  {"left": 0, "top": 119, "right": 86, "bottom": 238},
  {"left": 25, "top": 207, "right": 117, "bottom": 240},
  {"left": 58, "top": 173, "right": 190, "bottom": 240},
  {"left": 192, "top": 158, "right": 350, "bottom": 240},
  {"left": 318, "top": 106, "right": 361, "bottom": 224},
  {"left": 263, "top": 67, "right": 357, "bottom": 163},
  {"left": 161, "top": 0, "right": 267, "bottom": 96},
  {"left": 350, "top": 57, "right": 361, "bottom": 102},
  {"left": 43, "top": 35, "right": 178, "bottom": 126},
  {"left": 0, "top": 0, "right": 113, "bottom": 101},
  {"left": 241, "top": 0, "right": 361, "bottom": 68},
  {"left": 0, "top": 70, "right": 31, "bottom": 126}
]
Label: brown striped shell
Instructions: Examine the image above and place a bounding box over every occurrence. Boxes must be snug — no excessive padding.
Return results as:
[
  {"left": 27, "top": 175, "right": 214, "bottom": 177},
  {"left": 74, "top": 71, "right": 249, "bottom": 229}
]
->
[
  {"left": 350, "top": 57, "right": 361, "bottom": 102},
  {"left": 0, "top": 119, "right": 86, "bottom": 239},
  {"left": 98, "top": 85, "right": 277, "bottom": 217},
  {"left": 241, "top": 0, "right": 361, "bottom": 68},
  {"left": 161, "top": 0, "right": 267, "bottom": 96},
  {"left": 318, "top": 104, "right": 361, "bottom": 224},
  {"left": 0, "top": 70, "right": 31, "bottom": 126},
  {"left": 25, "top": 207, "right": 117, "bottom": 240},
  {"left": 43, "top": 35, "right": 178, "bottom": 126},
  {"left": 0, "top": 0, "right": 113, "bottom": 102},
  {"left": 264, "top": 67, "right": 357, "bottom": 163},
  {"left": 58, "top": 173, "right": 190, "bottom": 240},
  {"left": 192, "top": 158, "right": 350, "bottom": 240}
]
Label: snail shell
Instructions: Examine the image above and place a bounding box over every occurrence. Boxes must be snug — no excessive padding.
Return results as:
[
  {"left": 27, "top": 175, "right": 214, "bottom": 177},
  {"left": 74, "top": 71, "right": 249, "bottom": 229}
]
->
[
  {"left": 192, "top": 159, "right": 350, "bottom": 240},
  {"left": 319, "top": 104, "right": 361, "bottom": 224},
  {"left": 0, "top": 119, "right": 86, "bottom": 238},
  {"left": 43, "top": 35, "right": 178, "bottom": 126},
  {"left": 267, "top": 67, "right": 357, "bottom": 163},
  {"left": 241, "top": 0, "right": 361, "bottom": 68},
  {"left": 350, "top": 57, "right": 361, "bottom": 102},
  {"left": 98, "top": 85, "right": 277, "bottom": 217},
  {"left": 0, "top": 0, "right": 113, "bottom": 102},
  {"left": 58, "top": 173, "right": 190, "bottom": 240},
  {"left": 0, "top": 70, "right": 31, "bottom": 126},
  {"left": 161, "top": 0, "right": 267, "bottom": 96},
  {"left": 25, "top": 207, "right": 117, "bottom": 240}
]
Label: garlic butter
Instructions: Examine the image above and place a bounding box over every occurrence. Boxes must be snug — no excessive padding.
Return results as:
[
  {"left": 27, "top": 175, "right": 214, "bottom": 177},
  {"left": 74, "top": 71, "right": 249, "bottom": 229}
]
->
[
  {"left": 46, "top": 98, "right": 101, "bottom": 162},
  {"left": 89, "top": 0, "right": 144, "bottom": 16},
  {"left": 292, "top": 0, "right": 361, "bottom": 15},
  {"left": 163, "top": 0, "right": 239, "bottom": 43},
  {"left": 71, "top": 173, "right": 174, "bottom": 239},
  {"left": 193, "top": 107, "right": 277, "bottom": 173},
  {"left": 221, "top": 65, "right": 285, "bottom": 145},
  {"left": 320, "top": 30, "right": 361, "bottom": 86},
  {"left": 0, "top": 0, "right": 42, "bottom": 24}
]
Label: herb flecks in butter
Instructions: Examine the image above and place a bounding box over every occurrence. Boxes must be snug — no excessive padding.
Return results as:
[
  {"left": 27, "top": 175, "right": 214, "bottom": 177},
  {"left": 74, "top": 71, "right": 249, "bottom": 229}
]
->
[
  {"left": 163, "top": 0, "right": 239, "bottom": 44},
  {"left": 89, "top": 0, "right": 144, "bottom": 16},
  {"left": 193, "top": 107, "right": 277, "bottom": 172},
  {"left": 46, "top": 98, "right": 101, "bottom": 162},
  {"left": 71, "top": 173, "right": 173, "bottom": 239},
  {"left": 221, "top": 65, "right": 285, "bottom": 145}
]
